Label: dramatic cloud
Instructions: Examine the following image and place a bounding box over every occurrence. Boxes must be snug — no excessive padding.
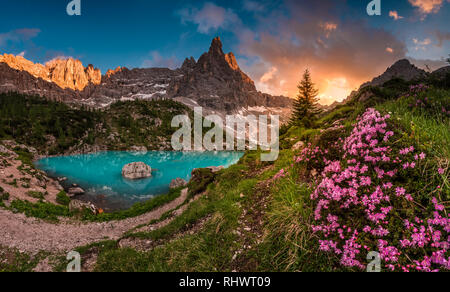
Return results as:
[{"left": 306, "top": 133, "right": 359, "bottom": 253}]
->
[
  {"left": 389, "top": 11, "right": 404, "bottom": 20},
  {"left": 142, "top": 51, "right": 180, "bottom": 69},
  {"left": 0, "top": 28, "right": 40, "bottom": 48},
  {"left": 236, "top": 0, "right": 408, "bottom": 104},
  {"left": 408, "top": 0, "right": 450, "bottom": 17},
  {"left": 177, "top": 0, "right": 446, "bottom": 104},
  {"left": 177, "top": 2, "right": 240, "bottom": 34}
]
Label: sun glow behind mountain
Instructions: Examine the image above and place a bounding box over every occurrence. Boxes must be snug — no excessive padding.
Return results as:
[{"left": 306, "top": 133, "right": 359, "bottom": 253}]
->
[{"left": 317, "top": 77, "right": 355, "bottom": 105}]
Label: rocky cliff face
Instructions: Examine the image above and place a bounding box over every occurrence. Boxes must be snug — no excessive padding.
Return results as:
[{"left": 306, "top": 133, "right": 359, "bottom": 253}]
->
[
  {"left": 0, "top": 54, "right": 101, "bottom": 91},
  {"left": 0, "top": 38, "right": 292, "bottom": 120},
  {"left": 169, "top": 37, "right": 291, "bottom": 113},
  {"left": 0, "top": 62, "right": 80, "bottom": 102}
]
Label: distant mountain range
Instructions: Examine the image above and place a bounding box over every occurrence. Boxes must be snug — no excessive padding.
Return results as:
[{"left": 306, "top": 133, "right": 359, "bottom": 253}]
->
[
  {"left": 1, "top": 38, "right": 449, "bottom": 120},
  {"left": 0, "top": 37, "right": 292, "bottom": 122}
]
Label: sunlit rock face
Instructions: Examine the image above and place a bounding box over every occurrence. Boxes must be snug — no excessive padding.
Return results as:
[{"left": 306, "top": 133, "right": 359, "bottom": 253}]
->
[{"left": 0, "top": 54, "right": 101, "bottom": 90}]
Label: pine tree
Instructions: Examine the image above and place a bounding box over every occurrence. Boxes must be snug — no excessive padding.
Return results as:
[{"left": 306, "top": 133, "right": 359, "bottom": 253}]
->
[{"left": 290, "top": 69, "right": 321, "bottom": 127}]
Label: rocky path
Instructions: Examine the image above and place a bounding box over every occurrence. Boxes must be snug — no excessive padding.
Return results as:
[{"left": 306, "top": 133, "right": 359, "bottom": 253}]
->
[{"left": 0, "top": 188, "right": 189, "bottom": 254}]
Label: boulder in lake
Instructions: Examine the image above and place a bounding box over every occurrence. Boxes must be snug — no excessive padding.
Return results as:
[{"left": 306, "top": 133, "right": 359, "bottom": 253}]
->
[
  {"left": 122, "top": 162, "right": 152, "bottom": 180},
  {"left": 170, "top": 178, "right": 188, "bottom": 189}
]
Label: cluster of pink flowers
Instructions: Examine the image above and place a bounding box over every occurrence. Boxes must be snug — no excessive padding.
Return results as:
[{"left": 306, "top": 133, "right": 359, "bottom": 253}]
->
[
  {"left": 273, "top": 168, "right": 288, "bottom": 180},
  {"left": 309, "top": 108, "right": 449, "bottom": 272},
  {"left": 294, "top": 143, "right": 328, "bottom": 164}
]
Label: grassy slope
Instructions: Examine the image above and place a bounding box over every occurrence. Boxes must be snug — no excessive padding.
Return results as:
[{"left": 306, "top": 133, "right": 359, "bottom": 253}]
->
[
  {"left": 74, "top": 81, "right": 449, "bottom": 272},
  {"left": 1, "top": 78, "right": 448, "bottom": 272}
]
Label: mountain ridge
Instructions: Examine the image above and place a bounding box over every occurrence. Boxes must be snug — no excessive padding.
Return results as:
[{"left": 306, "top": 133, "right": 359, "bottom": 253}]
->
[{"left": 0, "top": 38, "right": 292, "bottom": 119}]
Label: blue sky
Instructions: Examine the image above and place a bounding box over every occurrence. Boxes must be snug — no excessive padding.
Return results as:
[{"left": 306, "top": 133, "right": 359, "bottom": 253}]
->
[{"left": 1, "top": 0, "right": 449, "bottom": 103}]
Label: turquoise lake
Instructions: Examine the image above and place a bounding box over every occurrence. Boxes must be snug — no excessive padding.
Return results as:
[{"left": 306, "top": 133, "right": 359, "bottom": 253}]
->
[{"left": 35, "top": 151, "right": 244, "bottom": 210}]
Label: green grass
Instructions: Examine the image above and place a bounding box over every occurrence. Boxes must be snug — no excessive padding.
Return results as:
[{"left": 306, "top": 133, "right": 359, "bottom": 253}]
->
[
  {"left": 377, "top": 92, "right": 450, "bottom": 159},
  {"left": 8, "top": 200, "right": 70, "bottom": 222},
  {"left": 56, "top": 191, "right": 70, "bottom": 206},
  {"left": 0, "top": 246, "right": 48, "bottom": 272},
  {"left": 26, "top": 191, "right": 46, "bottom": 200}
]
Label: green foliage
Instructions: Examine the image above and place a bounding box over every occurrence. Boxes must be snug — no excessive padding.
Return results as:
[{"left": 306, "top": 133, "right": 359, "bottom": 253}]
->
[
  {"left": 26, "top": 191, "right": 46, "bottom": 200},
  {"left": 187, "top": 168, "right": 216, "bottom": 199},
  {"left": 56, "top": 191, "right": 70, "bottom": 206},
  {"left": 0, "top": 93, "right": 101, "bottom": 153},
  {"left": 8, "top": 200, "right": 70, "bottom": 222},
  {"left": 0, "top": 247, "right": 46, "bottom": 272},
  {"left": 0, "top": 93, "right": 192, "bottom": 154},
  {"left": 377, "top": 87, "right": 450, "bottom": 158},
  {"left": 319, "top": 106, "right": 354, "bottom": 126},
  {"left": 290, "top": 69, "right": 322, "bottom": 127},
  {"left": 0, "top": 192, "right": 9, "bottom": 202}
]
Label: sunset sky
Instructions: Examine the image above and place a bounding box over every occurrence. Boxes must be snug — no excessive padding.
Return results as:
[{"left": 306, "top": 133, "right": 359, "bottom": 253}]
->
[{"left": 0, "top": 0, "right": 449, "bottom": 104}]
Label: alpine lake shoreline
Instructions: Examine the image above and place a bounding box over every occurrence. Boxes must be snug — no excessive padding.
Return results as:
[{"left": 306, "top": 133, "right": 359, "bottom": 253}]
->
[{"left": 32, "top": 148, "right": 244, "bottom": 216}]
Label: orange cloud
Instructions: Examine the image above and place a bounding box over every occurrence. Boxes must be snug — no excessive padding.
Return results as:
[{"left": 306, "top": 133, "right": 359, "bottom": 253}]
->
[
  {"left": 408, "top": 0, "right": 449, "bottom": 15},
  {"left": 320, "top": 22, "right": 338, "bottom": 38},
  {"left": 389, "top": 11, "right": 404, "bottom": 20}
]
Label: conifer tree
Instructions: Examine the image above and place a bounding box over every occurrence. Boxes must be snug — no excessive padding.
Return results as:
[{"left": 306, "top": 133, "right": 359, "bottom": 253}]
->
[{"left": 290, "top": 69, "right": 321, "bottom": 127}]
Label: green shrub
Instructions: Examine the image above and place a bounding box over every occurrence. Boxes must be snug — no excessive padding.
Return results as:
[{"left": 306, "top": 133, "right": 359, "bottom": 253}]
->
[
  {"left": 0, "top": 192, "right": 9, "bottom": 201},
  {"left": 26, "top": 191, "right": 45, "bottom": 200},
  {"left": 187, "top": 168, "right": 216, "bottom": 199},
  {"left": 9, "top": 200, "right": 70, "bottom": 222},
  {"left": 56, "top": 191, "right": 70, "bottom": 206}
]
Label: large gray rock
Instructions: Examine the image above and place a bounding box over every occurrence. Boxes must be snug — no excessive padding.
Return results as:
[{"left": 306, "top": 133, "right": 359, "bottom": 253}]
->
[
  {"left": 68, "top": 187, "right": 85, "bottom": 197},
  {"left": 122, "top": 162, "right": 152, "bottom": 180},
  {"left": 292, "top": 141, "right": 305, "bottom": 151},
  {"left": 170, "top": 178, "right": 188, "bottom": 189}
]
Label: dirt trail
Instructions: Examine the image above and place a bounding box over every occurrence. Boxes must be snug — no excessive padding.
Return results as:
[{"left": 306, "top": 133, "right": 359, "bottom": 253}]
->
[{"left": 0, "top": 188, "right": 189, "bottom": 254}]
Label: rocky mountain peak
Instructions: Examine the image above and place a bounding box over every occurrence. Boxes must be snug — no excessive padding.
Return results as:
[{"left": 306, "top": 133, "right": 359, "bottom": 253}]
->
[
  {"left": 209, "top": 36, "right": 224, "bottom": 56},
  {"left": 0, "top": 53, "right": 48, "bottom": 80},
  {"left": 106, "top": 66, "right": 125, "bottom": 78},
  {"left": 45, "top": 58, "right": 102, "bottom": 90},
  {"left": 181, "top": 57, "right": 196, "bottom": 72},
  {"left": 0, "top": 53, "right": 101, "bottom": 91},
  {"left": 167, "top": 37, "right": 293, "bottom": 114},
  {"left": 362, "top": 59, "right": 428, "bottom": 88}
]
